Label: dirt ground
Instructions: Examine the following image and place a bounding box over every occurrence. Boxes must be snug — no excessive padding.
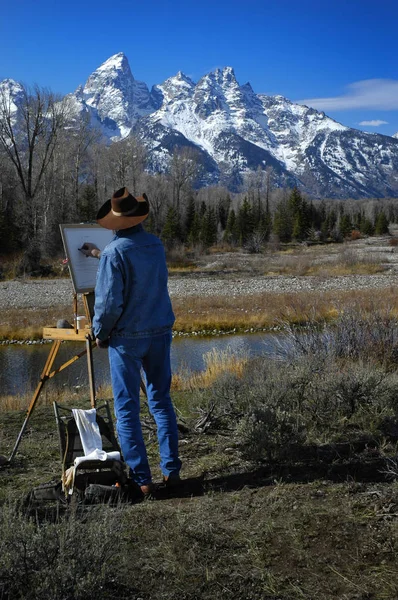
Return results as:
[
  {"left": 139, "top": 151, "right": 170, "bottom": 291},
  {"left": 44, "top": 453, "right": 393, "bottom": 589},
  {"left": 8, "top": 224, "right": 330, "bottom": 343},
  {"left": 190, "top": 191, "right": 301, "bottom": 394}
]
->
[{"left": 1, "top": 395, "right": 398, "bottom": 600}]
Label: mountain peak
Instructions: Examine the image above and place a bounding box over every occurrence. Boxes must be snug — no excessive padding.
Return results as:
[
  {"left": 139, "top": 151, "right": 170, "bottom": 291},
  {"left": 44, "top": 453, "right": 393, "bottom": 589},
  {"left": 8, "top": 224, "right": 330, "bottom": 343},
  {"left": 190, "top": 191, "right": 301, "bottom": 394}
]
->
[
  {"left": 210, "top": 66, "right": 237, "bottom": 84},
  {"left": 175, "top": 70, "right": 195, "bottom": 85},
  {"left": 0, "top": 79, "right": 24, "bottom": 110},
  {"left": 88, "top": 53, "right": 133, "bottom": 86},
  {"left": 153, "top": 71, "right": 195, "bottom": 106},
  {"left": 83, "top": 52, "right": 134, "bottom": 95},
  {"left": 0, "top": 78, "right": 22, "bottom": 92},
  {"left": 97, "top": 52, "right": 129, "bottom": 72},
  {"left": 79, "top": 53, "right": 153, "bottom": 138},
  {"left": 241, "top": 81, "right": 254, "bottom": 92},
  {"left": 222, "top": 66, "right": 235, "bottom": 76}
]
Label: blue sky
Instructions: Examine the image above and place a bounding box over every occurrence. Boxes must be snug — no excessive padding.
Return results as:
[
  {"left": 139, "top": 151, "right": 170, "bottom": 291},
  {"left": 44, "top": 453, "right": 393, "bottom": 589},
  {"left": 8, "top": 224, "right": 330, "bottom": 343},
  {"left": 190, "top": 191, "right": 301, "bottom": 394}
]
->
[{"left": 1, "top": 0, "right": 398, "bottom": 136}]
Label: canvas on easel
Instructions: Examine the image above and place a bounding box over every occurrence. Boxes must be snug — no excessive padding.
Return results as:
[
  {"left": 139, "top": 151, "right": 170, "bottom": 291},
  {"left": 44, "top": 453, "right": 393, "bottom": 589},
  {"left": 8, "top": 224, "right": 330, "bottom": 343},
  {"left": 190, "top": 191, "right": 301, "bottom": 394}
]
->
[
  {"left": 7, "top": 225, "right": 114, "bottom": 464},
  {"left": 60, "top": 224, "right": 114, "bottom": 293}
]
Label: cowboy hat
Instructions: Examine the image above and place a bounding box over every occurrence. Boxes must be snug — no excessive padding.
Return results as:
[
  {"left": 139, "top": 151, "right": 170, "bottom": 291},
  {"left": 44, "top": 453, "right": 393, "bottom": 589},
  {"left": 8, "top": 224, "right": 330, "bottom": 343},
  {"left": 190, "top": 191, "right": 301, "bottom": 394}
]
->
[{"left": 96, "top": 187, "right": 149, "bottom": 230}]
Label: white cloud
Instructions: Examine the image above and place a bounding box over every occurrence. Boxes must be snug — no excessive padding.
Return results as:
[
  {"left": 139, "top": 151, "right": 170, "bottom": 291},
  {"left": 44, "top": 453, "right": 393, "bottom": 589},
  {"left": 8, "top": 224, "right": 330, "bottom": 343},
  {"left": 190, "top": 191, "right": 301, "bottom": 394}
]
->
[
  {"left": 299, "top": 79, "right": 398, "bottom": 111},
  {"left": 358, "top": 120, "right": 388, "bottom": 126}
]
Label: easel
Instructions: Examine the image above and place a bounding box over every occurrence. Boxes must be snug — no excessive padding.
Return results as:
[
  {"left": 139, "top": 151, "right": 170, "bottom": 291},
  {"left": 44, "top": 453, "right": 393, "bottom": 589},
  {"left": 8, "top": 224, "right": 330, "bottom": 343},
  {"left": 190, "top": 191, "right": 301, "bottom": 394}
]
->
[{"left": 8, "top": 292, "right": 96, "bottom": 464}]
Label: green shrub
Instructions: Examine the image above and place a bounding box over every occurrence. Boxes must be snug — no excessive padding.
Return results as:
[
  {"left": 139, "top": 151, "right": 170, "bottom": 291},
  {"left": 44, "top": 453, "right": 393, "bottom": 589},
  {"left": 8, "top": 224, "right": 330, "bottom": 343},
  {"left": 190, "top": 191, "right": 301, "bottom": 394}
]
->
[
  {"left": 0, "top": 504, "right": 127, "bottom": 600},
  {"left": 238, "top": 407, "right": 305, "bottom": 462}
]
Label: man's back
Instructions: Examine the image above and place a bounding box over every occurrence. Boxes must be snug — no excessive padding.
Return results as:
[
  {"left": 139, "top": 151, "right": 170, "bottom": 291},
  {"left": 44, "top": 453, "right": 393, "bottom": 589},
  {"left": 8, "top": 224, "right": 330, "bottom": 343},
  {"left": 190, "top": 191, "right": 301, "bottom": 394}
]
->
[{"left": 93, "top": 225, "right": 175, "bottom": 340}]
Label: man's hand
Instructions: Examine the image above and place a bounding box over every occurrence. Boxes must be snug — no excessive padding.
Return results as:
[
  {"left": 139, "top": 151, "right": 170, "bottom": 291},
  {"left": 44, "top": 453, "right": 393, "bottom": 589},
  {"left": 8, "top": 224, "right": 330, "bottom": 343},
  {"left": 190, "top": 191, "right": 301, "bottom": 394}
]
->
[
  {"left": 79, "top": 243, "right": 101, "bottom": 258},
  {"left": 96, "top": 337, "right": 109, "bottom": 349}
]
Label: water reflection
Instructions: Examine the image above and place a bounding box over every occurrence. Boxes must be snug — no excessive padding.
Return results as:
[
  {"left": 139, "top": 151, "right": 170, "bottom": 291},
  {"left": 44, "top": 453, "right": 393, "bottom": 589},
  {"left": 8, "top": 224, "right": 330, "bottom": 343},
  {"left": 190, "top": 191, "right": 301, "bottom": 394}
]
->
[{"left": 0, "top": 332, "right": 282, "bottom": 397}]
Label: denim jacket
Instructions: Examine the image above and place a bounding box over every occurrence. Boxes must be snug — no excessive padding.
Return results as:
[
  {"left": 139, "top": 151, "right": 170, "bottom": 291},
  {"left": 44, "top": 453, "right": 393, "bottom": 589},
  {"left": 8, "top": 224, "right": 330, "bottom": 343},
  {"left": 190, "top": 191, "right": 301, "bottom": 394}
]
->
[{"left": 92, "top": 224, "right": 175, "bottom": 340}]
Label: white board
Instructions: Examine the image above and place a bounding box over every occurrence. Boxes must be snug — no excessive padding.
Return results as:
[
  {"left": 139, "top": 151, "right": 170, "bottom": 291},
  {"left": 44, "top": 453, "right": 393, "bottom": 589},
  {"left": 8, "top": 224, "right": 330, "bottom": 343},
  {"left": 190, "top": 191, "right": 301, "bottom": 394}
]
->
[{"left": 60, "top": 224, "right": 114, "bottom": 293}]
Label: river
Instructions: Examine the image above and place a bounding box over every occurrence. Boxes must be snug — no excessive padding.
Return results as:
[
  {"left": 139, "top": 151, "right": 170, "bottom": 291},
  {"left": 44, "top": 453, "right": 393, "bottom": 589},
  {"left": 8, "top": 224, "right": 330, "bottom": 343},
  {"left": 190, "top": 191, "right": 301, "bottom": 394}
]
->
[{"left": 0, "top": 332, "right": 283, "bottom": 397}]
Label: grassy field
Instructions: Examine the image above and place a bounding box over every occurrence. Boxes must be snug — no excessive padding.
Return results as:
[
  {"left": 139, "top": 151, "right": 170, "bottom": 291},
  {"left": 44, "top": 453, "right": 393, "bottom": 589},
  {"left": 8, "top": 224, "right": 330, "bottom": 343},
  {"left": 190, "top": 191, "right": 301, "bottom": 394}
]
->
[
  {"left": 2, "top": 241, "right": 398, "bottom": 598},
  {"left": 2, "top": 311, "right": 398, "bottom": 599}
]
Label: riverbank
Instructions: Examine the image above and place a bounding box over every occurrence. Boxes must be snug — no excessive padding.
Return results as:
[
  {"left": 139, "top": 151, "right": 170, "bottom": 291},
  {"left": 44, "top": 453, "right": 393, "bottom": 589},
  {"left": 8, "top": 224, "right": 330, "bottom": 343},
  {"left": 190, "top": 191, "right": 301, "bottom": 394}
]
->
[
  {"left": 2, "top": 271, "right": 398, "bottom": 311},
  {"left": 1, "top": 278, "right": 398, "bottom": 342},
  {"left": 2, "top": 239, "right": 398, "bottom": 340}
]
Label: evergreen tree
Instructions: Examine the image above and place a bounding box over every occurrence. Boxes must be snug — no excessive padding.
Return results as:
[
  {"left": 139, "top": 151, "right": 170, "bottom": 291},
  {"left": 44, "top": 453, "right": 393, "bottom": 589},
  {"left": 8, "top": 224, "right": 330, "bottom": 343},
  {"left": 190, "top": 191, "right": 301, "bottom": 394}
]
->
[
  {"left": 251, "top": 193, "right": 263, "bottom": 228},
  {"left": 328, "top": 209, "right": 337, "bottom": 232},
  {"left": 184, "top": 195, "right": 196, "bottom": 241},
  {"left": 273, "top": 198, "right": 293, "bottom": 242},
  {"left": 287, "top": 187, "right": 311, "bottom": 241},
  {"left": 320, "top": 218, "right": 329, "bottom": 241},
  {"left": 292, "top": 210, "right": 306, "bottom": 241},
  {"left": 188, "top": 211, "right": 202, "bottom": 246},
  {"left": 161, "top": 206, "right": 182, "bottom": 247},
  {"left": 199, "top": 200, "right": 207, "bottom": 217},
  {"left": 375, "top": 211, "right": 389, "bottom": 235},
  {"left": 224, "top": 208, "right": 238, "bottom": 244},
  {"left": 311, "top": 201, "right": 323, "bottom": 231},
  {"left": 201, "top": 205, "right": 218, "bottom": 247},
  {"left": 339, "top": 214, "right": 353, "bottom": 238},
  {"left": 352, "top": 210, "right": 362, "bottom": 231},
  {"left": 360, "top": 217, "right": 374, "bottom": 236},
  {"left": 218, "top": 201, "right": 228, "bottom": 230},
  {"left": 237, "top": 197, "right": 255, "bottom": 245},
  {"left": 78, "top": 185, "right": 97, "bottom": 222},
  {"left": 288, "top": 187, "right": 302, "bottom": 216}
]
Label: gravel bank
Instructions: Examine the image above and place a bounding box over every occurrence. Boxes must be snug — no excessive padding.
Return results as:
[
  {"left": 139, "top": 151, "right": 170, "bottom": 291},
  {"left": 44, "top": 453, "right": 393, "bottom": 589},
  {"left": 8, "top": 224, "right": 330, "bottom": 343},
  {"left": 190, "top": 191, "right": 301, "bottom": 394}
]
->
[{"left": 1, "top": 273, "right": 398, "bottom": 310}]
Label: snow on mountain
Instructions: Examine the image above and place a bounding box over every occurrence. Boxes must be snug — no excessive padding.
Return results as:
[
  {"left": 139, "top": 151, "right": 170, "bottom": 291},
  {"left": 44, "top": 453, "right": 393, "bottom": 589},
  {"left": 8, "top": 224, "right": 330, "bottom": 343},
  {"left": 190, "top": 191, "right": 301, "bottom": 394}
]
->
[
  {"left": 140, "top": 64, "right": 398, "bottom": 196},
  {"left": 0, "top": 79, "right": 24, "bottom": 120},
  {"left": 2, "top": 54, "right": 398, "bottom": 198},
  {"left": 70, "top": 52, "right": 156, "bottom": 139},
  {"left": 393, "top": 132, "right": 398, "bottom": 139},
  {"left": 141, "top": 67, "right": 291, "bottom": 187}
]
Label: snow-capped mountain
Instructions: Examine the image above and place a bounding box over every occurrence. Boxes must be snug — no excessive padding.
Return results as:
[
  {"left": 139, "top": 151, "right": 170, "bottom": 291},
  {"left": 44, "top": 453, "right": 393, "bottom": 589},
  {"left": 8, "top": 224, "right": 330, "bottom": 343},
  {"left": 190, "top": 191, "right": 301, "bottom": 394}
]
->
[
  {"left": 3, "top": 53, "right": 398, "bottom": 198},
  {"left": 67, "top": 53, "right": 156, "bottom": 139},
  {"left": 0, "top": 79, "right": 24, "bottom": 119}
]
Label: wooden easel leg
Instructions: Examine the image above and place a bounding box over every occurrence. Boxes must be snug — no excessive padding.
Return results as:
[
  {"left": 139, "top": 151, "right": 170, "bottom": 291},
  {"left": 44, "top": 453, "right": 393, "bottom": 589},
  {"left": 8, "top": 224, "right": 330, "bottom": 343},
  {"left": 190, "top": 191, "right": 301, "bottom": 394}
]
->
[
  {"left": 83, "top": 292, "right": 95, "bottom": 328},
  {"left": 86, "top": 336, "right": 96, "bottom": 409},
  {"left": 8, "top": 340, "right": 61, "bottom": 463}
]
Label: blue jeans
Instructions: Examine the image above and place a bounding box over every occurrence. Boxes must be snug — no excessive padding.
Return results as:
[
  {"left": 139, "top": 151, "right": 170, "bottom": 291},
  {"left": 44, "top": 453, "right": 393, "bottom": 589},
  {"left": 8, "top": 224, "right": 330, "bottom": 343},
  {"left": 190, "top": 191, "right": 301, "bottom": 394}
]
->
[{"left": 108, "top": 331, "right": 181, "bottom": 485}]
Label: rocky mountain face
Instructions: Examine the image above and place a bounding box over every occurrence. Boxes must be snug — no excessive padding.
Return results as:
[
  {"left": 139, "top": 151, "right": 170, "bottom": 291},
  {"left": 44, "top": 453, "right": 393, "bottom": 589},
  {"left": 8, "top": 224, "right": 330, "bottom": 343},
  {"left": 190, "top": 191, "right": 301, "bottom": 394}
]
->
[
  {"left": 3, "top": 53, "right": 398, "bottom": 198},
  {"left": 66, "top": 53, "right": 157, "bottom": 138},
  {"left": 0, "top": 79, "right": 24, "bottom": 119}
]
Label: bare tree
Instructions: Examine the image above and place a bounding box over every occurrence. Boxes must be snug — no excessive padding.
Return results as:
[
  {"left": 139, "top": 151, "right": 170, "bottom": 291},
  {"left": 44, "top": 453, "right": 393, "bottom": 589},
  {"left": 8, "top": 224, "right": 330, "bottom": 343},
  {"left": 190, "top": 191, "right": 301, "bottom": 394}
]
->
[
  {"left": 69, "top": 113, "right": 102, "bottom": 213},
  {"left": 142, "top": 172, "right": 171, "bottom": 233},
  {"left": 0, "top": 82, "right": 71, "bottom": 240},
  {"left": 169, "top": 147, "right": 201, "bottom": 211},
  {"left": 104, "top": 135, "right": 146, "bottom": 193},
  {"left": 106, "top": 138, "right": 131, "bottom": 190},
  {"left": 126, "top": 135, "right": 146, "bottom": 194}
]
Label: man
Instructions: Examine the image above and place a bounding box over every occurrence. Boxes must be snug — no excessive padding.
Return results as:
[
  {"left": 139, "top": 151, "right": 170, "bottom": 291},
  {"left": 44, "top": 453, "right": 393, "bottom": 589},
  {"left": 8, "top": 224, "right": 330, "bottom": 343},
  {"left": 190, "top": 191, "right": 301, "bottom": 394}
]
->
[{"left": 83, "top": 187, "right": 181, "bottom": 497}]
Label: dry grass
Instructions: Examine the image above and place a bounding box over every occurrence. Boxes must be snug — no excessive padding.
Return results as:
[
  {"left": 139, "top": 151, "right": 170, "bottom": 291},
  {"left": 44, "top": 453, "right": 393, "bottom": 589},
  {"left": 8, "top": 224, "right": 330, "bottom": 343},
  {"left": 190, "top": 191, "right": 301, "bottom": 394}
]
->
[
  {"left": 262, "top": 246, "right": 387, "bottom": 277},
  {"left": 2, "top": 286, "right": 398, "bottom": 341},
  {"left": 173, "top": 287, "right": 398, "bottom": 332},
  {"left": 172, "top": 347, "right": 248, "bottom": 391},
  {"left": 0, "top": 347, "right": 248, "bottom": 412},
  {"left": 0, "top": 305, "right": 76, "bottom": 340},
  {"left": 0, "top": 384, "right": 93, "bottom": 413}
]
